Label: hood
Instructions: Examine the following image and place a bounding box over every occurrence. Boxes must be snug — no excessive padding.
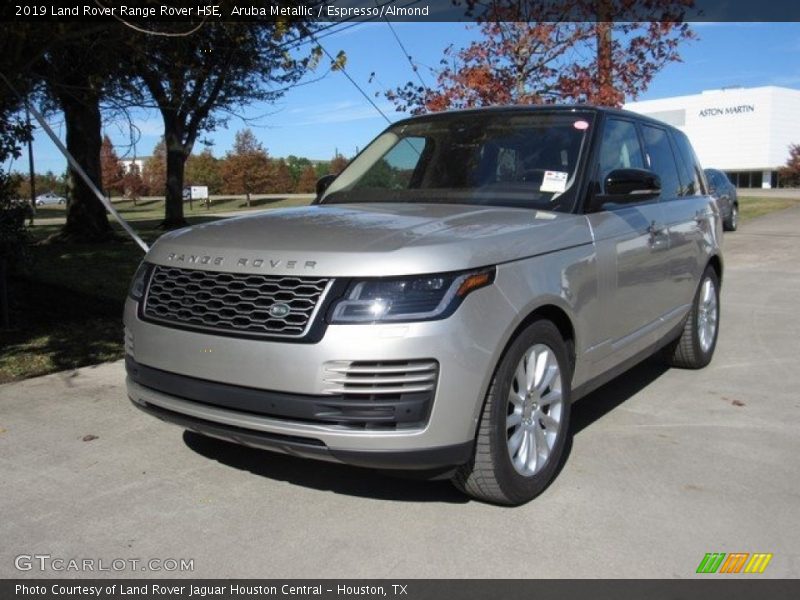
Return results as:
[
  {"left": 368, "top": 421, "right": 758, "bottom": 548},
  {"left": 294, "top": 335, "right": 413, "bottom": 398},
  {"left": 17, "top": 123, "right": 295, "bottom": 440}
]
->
[{"left": 146, "top": 203, "right": 592, "bottom": 277}]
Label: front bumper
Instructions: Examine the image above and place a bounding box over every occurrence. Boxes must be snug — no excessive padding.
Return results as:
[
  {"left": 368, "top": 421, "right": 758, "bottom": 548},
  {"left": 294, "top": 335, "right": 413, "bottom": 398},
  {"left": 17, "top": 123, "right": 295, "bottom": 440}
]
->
[
  {"left": 124, "top": 278, "right": 518, "bottom": 461},
  {"left": 129, "top": 394, "right": 473, "bottom": 470}
]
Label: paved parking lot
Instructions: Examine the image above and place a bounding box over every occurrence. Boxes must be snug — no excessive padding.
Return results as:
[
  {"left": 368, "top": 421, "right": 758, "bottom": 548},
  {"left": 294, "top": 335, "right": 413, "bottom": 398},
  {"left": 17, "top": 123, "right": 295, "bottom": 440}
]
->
[{"left": 2, "top": 208, "right": 799, "bottom": 579}]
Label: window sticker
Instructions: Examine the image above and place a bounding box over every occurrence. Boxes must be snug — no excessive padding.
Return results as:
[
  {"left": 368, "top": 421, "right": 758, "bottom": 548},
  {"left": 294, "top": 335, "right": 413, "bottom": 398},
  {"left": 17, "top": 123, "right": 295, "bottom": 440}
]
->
[
  {"left": 541, "top": 170, "right": 569, "bottom": 193},
  {"left": 573, "top": 120, "right": 590, "bottom": 130}
]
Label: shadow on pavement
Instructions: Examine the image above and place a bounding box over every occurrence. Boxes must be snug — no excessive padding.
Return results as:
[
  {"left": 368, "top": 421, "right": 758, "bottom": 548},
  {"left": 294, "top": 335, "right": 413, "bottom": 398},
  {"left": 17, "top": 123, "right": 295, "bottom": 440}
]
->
[
  {"left": 571, "top": 356, "right": 669, "bottom": 434},
  {"left": 183, "top": 431, "right": 469, "bottom": 504},
  {"left": 182, "top": 356, "right": 669, "bottom": 504}
]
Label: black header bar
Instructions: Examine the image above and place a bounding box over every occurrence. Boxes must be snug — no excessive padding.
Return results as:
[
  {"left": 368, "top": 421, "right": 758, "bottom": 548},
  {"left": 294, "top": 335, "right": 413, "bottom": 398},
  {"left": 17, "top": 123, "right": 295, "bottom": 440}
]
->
[{"left": 2, "top": 0, "right": 800, "bottom": 23}]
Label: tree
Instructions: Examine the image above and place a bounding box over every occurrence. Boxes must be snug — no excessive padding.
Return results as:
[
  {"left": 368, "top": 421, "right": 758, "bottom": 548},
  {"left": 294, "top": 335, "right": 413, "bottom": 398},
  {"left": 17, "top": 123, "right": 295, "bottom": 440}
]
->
[
  {"left": 14, "top": 171, "right": 67, "bottom": 200},
  {"left": 778, "top": 144, "right": 800, "bottom": 188},
  {"left": 0, "top": 109, "right": 31, "bottom": 328},
  {"left": 100, "top": 135, "right": 125, "bottom": 197},
  {"left": 142, "top": 140, "right": 166, "bottom": 197},
  {"left": 185, "top": 149, "right": 222, "bottom": 194},
  {"left": 269, "top": 158, "right": 294, "bottom": 194},
  {"left": 329, "top": 154, "right": 349, "bottom": 175},
  {"left": 387, "top": 1, "right": 694, "bottom": 113},
  {"left": 26, "top": 22, "right": 136, "bottom": 242},
  {"left": 122, "top": 162, "right": 146, "bottom": 205},
  {"left": 286, "top": 155, "right": 313, "bottom": 188},
  {"left": 295, "top": 164, "right": 319, "bottom": 193},
  {"left": 220, "top": 129, "right": 273, "bottom": 205},
  {"left": 127, "top": 17, "right": 324, "bottom": 227},
  {"left": 1, "top": 21, "right": 134, "bottom": 242}
]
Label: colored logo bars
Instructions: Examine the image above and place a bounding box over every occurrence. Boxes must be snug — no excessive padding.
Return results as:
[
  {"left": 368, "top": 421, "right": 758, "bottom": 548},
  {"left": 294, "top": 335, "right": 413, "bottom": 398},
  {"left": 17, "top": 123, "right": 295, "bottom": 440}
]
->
[{"left": 696, "top": 553, "right": 773, "bottom": 574}]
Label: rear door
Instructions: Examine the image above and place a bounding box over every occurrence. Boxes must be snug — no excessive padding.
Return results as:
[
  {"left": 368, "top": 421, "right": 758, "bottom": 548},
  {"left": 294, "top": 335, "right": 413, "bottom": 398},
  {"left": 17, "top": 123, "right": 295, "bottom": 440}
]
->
[
  {"left": 583, "top": 117, "right": 672, "bottom": 369},
  {"left": 665, "top": 130, "right": 713, "bottom": 319}
]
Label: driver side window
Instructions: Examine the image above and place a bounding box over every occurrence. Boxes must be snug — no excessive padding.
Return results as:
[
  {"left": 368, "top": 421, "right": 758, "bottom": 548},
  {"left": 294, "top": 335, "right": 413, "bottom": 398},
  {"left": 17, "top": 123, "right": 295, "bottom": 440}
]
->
[{"left": 598, "top": 119, "right": 645, "bottom": 190}]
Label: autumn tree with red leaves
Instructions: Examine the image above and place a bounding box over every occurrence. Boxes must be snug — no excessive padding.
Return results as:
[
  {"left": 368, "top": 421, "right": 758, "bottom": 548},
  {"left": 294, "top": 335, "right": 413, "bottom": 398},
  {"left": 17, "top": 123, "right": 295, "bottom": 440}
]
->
[
  {"left": 778, "top": 144, "right": 800, "bottom": 187},
  {"left": 329, "top": 153, "right": 349, "bottom": 175},
  {"left": 295, "top": 165, "right": 319, "bottom": 193},
  {"left": 387, "top": 0, "right": 695, "bottom": 113},
  {"left": 269, "top": 158, "right": 294, "bottom": 194},
  {"left": 142, "top": 139, "right": 166, "bottom": 197},
  {"left": 100, "top": 135, "right": 125, "bottom": 197},
  {"left": 122, "top": 162, "right": 146, "bottom": 205},
  {"left": 220, "top": 129, "right": 273, "bottom": 206}
]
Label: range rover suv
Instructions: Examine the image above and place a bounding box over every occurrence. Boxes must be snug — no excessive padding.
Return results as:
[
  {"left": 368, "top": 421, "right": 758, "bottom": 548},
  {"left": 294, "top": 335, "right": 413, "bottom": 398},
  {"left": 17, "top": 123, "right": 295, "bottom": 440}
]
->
[{"left": 125, "top": 106, "right": 722, "bottom": 505}]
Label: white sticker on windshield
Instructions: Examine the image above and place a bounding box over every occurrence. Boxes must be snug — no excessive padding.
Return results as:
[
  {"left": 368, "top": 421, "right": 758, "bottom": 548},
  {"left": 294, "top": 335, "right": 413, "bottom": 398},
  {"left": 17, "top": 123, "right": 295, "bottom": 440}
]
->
[{"left": 540, "top": 170, "right": 568, "bottom": 193}]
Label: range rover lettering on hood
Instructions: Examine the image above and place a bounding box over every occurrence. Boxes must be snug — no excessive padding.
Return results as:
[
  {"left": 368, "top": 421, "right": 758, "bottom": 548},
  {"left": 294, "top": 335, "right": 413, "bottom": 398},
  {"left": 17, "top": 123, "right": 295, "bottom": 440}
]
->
[{"left": 166, "top": 252, "right": 316, "bottom": 270}]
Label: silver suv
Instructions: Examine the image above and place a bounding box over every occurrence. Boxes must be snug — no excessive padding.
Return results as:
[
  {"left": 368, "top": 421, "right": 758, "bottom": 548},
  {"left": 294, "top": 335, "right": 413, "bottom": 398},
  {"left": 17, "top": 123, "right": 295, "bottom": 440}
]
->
[{"left": 125, "top": 107, "right": 722, "bottom": 505}]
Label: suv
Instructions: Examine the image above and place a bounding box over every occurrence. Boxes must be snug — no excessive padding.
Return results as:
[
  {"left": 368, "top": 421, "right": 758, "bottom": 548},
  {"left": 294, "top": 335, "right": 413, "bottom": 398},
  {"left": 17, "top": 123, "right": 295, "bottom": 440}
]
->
[
  {"left": 125, "top": 106, "right": 722, "bottom": 505},
  {"left": 704, "top": 168, "right": 738, "bottom": 231}
]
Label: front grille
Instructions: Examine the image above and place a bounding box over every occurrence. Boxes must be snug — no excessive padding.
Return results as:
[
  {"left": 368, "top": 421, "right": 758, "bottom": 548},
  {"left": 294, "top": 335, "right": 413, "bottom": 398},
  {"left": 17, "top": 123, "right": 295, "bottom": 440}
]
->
[
  {"left": 322, "top": 360, "right": 439, "bottom": 396},
  {"left": 142, "top": 265, "right": 331, "bottom": 338}
]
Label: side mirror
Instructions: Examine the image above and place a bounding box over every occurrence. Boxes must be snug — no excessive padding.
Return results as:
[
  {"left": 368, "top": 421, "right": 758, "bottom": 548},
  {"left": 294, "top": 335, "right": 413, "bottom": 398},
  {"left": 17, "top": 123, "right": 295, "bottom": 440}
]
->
[
  {"left": 314, "top": 174, "right": 337, "bottom": 203},
  {"left": 604, "top": 168, "right": 661, "bottom": 199},
  {"left": 588, "top": 168, "right": 661, "bottom": 212}
]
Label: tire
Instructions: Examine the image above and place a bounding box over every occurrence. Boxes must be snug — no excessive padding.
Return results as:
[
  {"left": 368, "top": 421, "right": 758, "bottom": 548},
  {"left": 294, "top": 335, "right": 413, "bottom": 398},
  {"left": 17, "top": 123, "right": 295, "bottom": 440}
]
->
[
  {"left": 452, "top": 320, "right": 572, "bottom": 505},
  {"left": 666, "top": 266, "right": 720, "bottom": 369},
  {"left": 723, "top": 203, "right": 738, "bottom": 232}
]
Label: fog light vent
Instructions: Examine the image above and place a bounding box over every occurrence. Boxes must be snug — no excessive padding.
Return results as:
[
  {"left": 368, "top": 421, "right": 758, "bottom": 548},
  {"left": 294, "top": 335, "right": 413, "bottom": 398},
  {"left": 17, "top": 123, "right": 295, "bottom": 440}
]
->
[{"left": 322, "top": 359, "right": 439, "bottom": 395}]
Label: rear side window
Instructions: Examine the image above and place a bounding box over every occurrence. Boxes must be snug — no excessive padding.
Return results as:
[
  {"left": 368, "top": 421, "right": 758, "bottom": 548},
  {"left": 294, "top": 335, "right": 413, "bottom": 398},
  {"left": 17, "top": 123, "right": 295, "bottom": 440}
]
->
[
  {"left": 640, "top": 124, "right": 682, "bottom": 199},
  {"left": 598, "top": 119, "right": 645, "bottom": 189},
  {"left": 672, "top": 131, "right": 706, "bottom": 196}
]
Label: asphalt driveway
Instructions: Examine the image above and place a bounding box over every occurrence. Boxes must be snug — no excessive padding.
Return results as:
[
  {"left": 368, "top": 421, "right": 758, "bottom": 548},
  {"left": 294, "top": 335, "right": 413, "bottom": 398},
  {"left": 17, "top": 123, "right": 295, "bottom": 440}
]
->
[{"left": 2, "top": 207, "right": 799, "bottom": 579}]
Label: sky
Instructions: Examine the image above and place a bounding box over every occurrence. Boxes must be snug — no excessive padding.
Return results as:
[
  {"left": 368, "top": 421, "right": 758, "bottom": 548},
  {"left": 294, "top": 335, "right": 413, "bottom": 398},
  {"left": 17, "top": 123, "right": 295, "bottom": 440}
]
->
[{"left": 10, "top": 21, "right": 800, "bottom": 176}]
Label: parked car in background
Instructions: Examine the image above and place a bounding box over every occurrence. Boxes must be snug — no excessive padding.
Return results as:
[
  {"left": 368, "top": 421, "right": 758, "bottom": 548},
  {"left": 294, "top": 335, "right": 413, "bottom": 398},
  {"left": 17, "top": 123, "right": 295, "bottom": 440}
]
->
[
  {"left": 35, "top": 191, "right": 66, "bottom": 206},
  {"left": 125, "top": 106, "right": 723, "bottom": 505},
  {"left": 704, "top": 168, "right": 738, "bottom": 231}
]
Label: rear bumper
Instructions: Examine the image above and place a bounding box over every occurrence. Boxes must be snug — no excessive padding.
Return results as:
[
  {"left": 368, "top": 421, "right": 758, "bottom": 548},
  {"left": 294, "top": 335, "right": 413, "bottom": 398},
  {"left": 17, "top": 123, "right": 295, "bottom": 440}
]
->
[{"left": 129, "top": 392, "right": 473, "bottom": 471}]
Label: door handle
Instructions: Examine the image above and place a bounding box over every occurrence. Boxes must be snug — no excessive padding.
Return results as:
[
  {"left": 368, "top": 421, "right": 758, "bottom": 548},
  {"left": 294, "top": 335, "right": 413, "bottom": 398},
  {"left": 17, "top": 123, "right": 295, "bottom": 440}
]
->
[{"left": 648, "top": 221, "right": 668, "bottom": 249}]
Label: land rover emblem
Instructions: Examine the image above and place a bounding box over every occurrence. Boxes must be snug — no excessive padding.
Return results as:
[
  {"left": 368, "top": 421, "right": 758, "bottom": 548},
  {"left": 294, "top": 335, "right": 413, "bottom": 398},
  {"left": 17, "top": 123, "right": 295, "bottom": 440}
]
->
[{"left": 269, "top": 303, "right": 291, "bottom": 318}]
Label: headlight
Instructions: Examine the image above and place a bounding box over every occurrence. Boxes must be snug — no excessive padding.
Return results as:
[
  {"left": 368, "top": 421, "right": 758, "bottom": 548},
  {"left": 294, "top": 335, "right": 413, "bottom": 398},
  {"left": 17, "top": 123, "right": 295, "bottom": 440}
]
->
[
  {"left": 330, "top": 267, "right": 495, "bottom": 324},
  {"left": 128, "top": 261, "right": 152, "bottom": 301}
]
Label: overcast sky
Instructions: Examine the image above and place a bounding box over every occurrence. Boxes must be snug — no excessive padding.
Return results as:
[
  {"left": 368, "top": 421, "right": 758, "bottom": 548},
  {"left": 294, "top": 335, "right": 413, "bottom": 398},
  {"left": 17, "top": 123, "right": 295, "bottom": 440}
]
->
[{"left": 11, "top": 21, "right": 800, "bottom": 175}]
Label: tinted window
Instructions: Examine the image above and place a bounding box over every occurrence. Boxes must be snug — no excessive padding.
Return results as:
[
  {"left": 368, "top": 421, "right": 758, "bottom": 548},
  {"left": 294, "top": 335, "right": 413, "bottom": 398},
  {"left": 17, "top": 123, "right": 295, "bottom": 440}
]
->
[
  {"left": 598, "top": 119, "right": 644, "bottom": 187},
  {"left": 672, "top": 131, "right": 706, "bottom": 196},
  {"left": 640, "top": 124, "right": 682, "bottom": 199}
]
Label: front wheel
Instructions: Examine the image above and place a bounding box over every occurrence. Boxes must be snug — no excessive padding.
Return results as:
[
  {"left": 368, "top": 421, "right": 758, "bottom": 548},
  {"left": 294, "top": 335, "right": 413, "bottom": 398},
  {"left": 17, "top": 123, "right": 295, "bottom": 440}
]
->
[
  {"left": 452, "top": 320, "right": 571, "bottom": 505},
  {"left": 666, "top": 266, "right": 720, "bottom": 369}
]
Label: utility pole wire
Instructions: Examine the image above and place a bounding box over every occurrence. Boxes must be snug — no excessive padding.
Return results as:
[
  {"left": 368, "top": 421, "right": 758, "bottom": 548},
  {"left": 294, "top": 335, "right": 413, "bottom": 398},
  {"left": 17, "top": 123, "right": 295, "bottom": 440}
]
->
[
  {"left": 375, "top": 1, "right": 429, "bottom": 92},
  {"left": 311, "top": 35, "right": 394, "bottom": 126}
]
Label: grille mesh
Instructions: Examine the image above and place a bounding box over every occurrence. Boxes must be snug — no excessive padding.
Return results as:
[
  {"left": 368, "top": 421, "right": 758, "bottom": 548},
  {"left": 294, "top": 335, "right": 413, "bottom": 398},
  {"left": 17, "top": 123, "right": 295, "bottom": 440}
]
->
[{"left": 143, "top": 265, "right": 330, "bottom": 338}]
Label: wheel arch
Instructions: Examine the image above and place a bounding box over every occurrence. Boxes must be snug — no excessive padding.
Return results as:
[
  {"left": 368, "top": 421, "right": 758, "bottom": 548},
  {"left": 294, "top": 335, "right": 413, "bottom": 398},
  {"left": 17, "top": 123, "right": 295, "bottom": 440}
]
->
[
  {"left": 707, "top": 254, "right": 723, "bottom": 285},
  {"left": 491, "top": 302, "right": 578, "bottom": 393}
]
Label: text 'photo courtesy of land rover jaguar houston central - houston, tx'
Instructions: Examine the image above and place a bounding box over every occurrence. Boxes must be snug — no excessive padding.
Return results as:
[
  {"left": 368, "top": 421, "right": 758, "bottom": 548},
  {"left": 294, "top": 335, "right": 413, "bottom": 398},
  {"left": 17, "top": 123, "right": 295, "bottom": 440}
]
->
[{"left": 125, "top": 106, "right": 722, "bottom": 505}]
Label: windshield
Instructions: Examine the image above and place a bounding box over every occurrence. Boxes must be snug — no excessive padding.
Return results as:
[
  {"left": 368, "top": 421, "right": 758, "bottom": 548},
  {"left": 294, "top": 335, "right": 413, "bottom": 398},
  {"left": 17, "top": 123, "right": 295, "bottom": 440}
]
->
[{"left": 320, "top": 110, "right": 594, "bottom": 213}]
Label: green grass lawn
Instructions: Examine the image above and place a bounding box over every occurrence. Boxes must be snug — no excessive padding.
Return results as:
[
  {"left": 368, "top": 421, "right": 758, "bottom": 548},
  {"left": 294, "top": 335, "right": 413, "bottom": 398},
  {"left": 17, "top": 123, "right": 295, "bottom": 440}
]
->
[
  {"left": 738, "top": 196, "right": 800, "bottom": 221},
  {"left": 1, "top": 193, "right": 798, "bottom": 384}
]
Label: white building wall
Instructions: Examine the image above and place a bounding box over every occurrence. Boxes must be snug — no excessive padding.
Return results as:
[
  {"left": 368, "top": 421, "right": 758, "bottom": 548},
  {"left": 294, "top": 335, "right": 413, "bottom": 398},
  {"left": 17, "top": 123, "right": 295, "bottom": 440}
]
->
[{"left": 625, "top": 86, "right": 800, "bottom": 182}]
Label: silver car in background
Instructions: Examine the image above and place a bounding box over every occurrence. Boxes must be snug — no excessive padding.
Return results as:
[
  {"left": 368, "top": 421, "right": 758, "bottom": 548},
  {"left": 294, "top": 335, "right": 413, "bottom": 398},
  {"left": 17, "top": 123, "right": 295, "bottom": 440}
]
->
[{"left": 125, "top": 106, "right": 722, "bottom": 505}]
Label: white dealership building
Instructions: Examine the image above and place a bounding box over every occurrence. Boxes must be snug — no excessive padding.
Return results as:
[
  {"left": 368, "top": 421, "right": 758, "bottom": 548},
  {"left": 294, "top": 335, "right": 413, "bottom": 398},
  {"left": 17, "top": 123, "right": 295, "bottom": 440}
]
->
[{"left": 625, "top": 86, "right": 800, "bottom": 188}]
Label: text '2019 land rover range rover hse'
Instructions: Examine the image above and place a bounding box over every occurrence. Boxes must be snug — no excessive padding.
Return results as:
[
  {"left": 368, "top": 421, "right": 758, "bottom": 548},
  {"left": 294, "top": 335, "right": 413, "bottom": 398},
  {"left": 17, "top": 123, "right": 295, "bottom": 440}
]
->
[{"left": 125, "top": 106, "right": 722, "bottom": 505}]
